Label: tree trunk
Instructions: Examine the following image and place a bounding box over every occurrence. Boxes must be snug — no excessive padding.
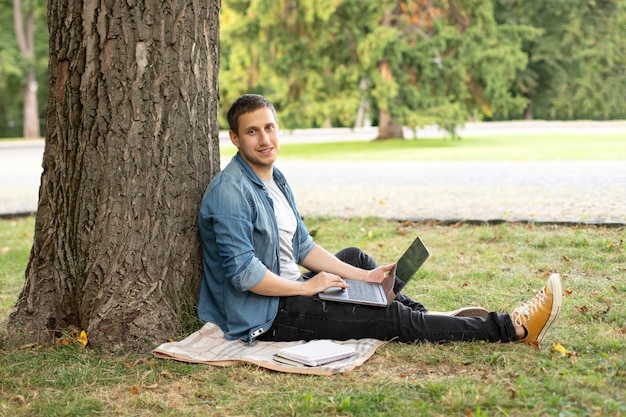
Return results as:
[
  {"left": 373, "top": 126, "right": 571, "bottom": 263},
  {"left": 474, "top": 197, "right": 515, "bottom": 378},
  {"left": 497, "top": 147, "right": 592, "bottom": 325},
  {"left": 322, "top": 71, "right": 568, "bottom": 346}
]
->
[
  {"left": 376, "top": 108, "right": 404, "bottom": 140},
  {"left": 523, "top": 95, "right": 534, "bottom": 120},
  {"left": 22, "top": 70, "right": 40, "bottom": 138},
  {"left": 3, "top": 0, "right": 221, "bottom": 353},
  {"left": 13, "top": 0, "right": 41, "bottom": 138}
]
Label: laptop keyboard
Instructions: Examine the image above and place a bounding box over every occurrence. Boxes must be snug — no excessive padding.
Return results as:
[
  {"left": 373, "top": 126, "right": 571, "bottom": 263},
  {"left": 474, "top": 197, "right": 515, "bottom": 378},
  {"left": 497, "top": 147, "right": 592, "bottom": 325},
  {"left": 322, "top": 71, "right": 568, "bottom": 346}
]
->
[{"left": 347, "top": 280, "right": 380, "bottom": 302}]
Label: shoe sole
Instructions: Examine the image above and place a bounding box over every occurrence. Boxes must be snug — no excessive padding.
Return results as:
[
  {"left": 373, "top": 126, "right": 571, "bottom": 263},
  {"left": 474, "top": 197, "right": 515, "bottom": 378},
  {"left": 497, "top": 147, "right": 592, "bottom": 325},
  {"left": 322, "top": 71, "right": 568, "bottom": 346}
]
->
[
  {"left": 426, "top": 307, "right": 489, "bottom": 318},
  {"left": 537, "top": 273, "right": 563, "bottom": 343},
  {"left": 449, "top": 307, "right": 489, "bottom": 318}
]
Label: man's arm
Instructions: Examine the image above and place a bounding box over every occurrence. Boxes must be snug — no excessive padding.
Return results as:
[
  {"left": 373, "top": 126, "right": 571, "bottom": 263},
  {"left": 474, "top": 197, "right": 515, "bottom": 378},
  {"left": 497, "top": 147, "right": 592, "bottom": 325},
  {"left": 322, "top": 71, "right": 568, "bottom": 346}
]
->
[
  {"left": 300, "top": 245, "right": 394, "bottom": 284},
  {"left": 249, "top": 245, "right": 395, "bottom": 297},
  {"left": 249, "top": 266, "right": 348, "bottom": 297}
]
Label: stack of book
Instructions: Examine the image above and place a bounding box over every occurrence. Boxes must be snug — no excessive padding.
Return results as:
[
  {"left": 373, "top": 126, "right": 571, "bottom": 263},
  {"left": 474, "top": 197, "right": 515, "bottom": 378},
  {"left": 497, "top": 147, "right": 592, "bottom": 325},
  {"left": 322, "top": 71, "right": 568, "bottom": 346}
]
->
[{"left": 273, "top": 340, "right": 357, "bottom": 367}]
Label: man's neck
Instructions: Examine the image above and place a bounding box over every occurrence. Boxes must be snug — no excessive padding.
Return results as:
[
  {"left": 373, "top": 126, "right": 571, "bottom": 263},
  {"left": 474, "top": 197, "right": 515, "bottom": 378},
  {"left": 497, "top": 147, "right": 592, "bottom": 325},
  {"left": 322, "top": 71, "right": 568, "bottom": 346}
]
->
[{"left": 254, "top": 166, "right": 273, "bottom": 181}]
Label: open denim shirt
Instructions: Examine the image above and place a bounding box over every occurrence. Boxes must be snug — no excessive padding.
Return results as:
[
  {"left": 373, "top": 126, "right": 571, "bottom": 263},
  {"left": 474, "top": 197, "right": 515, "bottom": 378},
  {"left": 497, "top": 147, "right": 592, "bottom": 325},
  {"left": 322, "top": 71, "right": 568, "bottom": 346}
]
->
[{"left": 197, "top": 153, "right": 315, "bottom": 344}]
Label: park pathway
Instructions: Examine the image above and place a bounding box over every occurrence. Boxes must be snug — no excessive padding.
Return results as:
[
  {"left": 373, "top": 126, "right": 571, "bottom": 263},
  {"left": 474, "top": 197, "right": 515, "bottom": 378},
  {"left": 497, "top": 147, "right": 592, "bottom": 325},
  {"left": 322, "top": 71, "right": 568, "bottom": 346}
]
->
[{"left": 2, "top": 121, "right": 625, "bottom": 225}]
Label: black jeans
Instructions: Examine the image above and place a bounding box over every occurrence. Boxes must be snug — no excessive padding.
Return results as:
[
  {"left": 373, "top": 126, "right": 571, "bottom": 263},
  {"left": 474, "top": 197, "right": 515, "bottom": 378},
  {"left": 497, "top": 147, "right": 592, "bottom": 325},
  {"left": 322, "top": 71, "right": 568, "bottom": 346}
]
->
[{"left": 259, "top": 247, "right": 517, "bottom": 343}]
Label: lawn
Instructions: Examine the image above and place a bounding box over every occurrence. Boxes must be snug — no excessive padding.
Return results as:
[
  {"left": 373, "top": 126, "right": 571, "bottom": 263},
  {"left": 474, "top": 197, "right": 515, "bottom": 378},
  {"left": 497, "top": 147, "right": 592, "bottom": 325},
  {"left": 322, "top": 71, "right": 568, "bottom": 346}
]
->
[
  {"left": 220, "top": 132, "right": 626, "bottom": 161},
  {"left": 1, "top": 131, "right": 625, "bottom": 415},
  {"left": 1, "top": 216, "right": 624, "bottom": 416}
]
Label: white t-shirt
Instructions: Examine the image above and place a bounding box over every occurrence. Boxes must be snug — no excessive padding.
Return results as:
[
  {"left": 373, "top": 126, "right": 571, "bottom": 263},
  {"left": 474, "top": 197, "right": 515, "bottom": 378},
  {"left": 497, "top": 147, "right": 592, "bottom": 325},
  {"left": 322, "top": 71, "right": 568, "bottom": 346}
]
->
[{"left": 264, "top": 178, "right": 302, "bottom": 281}]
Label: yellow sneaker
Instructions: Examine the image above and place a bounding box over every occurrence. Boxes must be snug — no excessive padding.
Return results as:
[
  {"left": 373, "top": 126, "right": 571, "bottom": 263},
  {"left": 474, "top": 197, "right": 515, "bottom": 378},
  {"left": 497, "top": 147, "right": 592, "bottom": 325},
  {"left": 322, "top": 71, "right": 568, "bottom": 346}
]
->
[{"left": 513, "top": 273, "right": 562, "bottom": 345}]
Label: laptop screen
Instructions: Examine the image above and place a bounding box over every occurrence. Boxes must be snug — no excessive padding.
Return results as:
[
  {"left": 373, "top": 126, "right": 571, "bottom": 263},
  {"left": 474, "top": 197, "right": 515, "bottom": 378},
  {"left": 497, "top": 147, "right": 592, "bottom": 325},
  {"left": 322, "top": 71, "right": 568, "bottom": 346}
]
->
[{"left": 394, "top": 236, "right": 430, "bottom": 292}]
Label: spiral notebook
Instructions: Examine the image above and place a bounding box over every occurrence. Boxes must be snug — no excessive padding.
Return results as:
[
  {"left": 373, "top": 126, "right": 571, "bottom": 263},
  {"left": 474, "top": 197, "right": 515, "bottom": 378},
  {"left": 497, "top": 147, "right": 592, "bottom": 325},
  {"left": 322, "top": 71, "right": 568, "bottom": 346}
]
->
[{"left": 274, "top": 340, "right": 357, "bottom": 367}]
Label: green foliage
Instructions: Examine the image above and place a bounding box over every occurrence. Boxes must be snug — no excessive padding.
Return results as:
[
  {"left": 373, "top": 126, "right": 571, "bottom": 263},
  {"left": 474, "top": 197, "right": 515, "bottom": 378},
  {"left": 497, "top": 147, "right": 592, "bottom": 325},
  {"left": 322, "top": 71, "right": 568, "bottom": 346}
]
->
[
  {"left": 220, "top": 0, "right": 539, "bottom": 136},
  {"left": 0, "top": 0, "right": 48, "bottom": 137},
  {"left": 220, "top": 0, "right": 369, "bottom": 130},
  {"left": 220, "top": 0, "right": 626, "bottom": 133},
  {"left": 495, "top": 0, "right": 626, "bottom": 120}
]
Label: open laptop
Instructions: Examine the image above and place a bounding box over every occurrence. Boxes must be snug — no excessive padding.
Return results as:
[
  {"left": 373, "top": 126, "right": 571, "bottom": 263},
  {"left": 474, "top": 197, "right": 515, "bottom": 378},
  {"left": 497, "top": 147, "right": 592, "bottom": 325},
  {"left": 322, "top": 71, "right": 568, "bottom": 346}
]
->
[{"left": 318, "top": 236, "right": 430, "bottom": 307}]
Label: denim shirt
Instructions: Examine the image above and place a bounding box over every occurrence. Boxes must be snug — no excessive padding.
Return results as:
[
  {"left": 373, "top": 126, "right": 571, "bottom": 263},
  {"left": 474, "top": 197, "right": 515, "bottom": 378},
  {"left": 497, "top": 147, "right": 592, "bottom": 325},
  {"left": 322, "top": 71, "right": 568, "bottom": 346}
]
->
[{"left": 197, "top": 153, "right": 315, "bottom": 343}]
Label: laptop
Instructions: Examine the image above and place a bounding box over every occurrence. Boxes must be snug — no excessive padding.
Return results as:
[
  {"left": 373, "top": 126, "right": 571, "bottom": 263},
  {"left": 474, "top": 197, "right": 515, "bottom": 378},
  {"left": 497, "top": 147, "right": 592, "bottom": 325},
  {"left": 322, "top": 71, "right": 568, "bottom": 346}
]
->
[{"left": 318, "top": 236, "right": 430, "bottom": 307}]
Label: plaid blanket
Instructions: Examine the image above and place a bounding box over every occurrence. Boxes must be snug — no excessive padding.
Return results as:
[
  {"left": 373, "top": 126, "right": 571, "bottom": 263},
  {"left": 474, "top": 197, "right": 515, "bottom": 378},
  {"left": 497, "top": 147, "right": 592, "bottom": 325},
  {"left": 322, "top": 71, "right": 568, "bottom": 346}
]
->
[{"left": 152, "top": 322, "right": 385, "bottom": 375}]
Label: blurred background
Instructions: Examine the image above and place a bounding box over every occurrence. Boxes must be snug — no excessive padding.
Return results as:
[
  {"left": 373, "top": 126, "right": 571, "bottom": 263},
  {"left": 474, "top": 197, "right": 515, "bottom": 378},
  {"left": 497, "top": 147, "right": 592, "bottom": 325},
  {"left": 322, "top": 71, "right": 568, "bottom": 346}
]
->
[{"left": 1, "top": 0, "right": 625, "bottom": 140}]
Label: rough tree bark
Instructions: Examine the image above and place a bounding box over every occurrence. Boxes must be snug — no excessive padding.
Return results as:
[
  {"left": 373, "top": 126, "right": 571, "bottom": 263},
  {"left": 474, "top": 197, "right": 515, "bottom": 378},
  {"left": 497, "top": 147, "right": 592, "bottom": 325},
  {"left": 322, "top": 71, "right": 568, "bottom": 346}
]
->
[{"left": 3, "top": 0, "right": 221, "bottom": 353}]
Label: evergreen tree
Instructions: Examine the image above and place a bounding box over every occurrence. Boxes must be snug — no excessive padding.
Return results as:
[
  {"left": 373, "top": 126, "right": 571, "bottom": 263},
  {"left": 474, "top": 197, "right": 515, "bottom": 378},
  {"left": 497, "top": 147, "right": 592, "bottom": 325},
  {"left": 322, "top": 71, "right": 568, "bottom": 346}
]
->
[
  {"left": 220, "top": 0, "right": 534, "bottom": 138},
  {"left": 495, "top": 0, "right": 626, "bottom": 120}
]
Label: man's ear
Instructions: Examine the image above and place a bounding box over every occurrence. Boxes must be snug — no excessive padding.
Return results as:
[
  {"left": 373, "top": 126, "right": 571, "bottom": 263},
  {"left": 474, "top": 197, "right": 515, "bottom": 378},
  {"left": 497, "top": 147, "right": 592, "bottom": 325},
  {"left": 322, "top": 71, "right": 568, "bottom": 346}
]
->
[{"left": 229, "top": 130, "right": 240, "bottom": 148}]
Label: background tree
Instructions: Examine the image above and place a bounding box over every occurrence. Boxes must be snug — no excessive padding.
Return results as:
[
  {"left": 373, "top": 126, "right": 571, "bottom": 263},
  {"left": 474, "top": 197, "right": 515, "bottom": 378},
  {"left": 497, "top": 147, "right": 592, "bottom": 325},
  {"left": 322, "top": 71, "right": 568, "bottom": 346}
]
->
[
  {"left": 219, "top": 0, "right": 370, "bottom": 130},
  {"left": 495, "top": 0, "right": 626, "bottom": 120},
  {"left": 0, "top": 0, "right": 47, "bottom": 137},
  {"left": 358, "top": 0, "right": 535, "bottom": 138},
  {"left": 3, "top": 0, "right": 221, "bottom": 352},
  {"left": 13, "top": 0, "right": 40, "bottom": 137},
  {"left": 219, "top": 0, "right": 535, "bottom": 139}
]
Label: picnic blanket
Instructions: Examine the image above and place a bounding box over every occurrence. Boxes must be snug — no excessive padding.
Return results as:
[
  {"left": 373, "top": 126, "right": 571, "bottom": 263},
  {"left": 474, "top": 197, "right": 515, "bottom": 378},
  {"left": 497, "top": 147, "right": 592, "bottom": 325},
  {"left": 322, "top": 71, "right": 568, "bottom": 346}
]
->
[{"left": 152, "top": 322, "right": 386, "bottom": 375}]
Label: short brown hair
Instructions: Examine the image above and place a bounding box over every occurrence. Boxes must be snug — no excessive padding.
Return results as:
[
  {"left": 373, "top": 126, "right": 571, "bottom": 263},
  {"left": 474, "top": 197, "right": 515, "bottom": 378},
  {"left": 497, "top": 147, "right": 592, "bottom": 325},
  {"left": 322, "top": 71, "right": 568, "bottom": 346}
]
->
[{"left": 226, "top": 94, "right": 277, "bottom": 135}]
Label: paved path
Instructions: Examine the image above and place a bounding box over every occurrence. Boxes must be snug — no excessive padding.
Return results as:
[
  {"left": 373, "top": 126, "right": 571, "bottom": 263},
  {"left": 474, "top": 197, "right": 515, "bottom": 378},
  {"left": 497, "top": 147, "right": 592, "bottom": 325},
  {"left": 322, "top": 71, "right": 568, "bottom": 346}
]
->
[
  {"left": 278, "top": 160, "right": 626, "bottom": 225},
  {"left": 2, "top": 122, "right": 625, "bottom": 225}
]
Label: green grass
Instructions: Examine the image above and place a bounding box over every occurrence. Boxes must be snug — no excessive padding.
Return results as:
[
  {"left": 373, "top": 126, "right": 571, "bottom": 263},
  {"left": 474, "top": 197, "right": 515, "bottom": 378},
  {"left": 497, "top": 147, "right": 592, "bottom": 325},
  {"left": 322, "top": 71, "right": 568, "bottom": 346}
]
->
[
  {"left": 1, "top": 216, "right": 625, "bottom": 416},
  {"left": 221, "top": 133, "right": 626, "bottom": 161},
  {"left": 0, "top": 218, "right": 32, "bottom": 315}
]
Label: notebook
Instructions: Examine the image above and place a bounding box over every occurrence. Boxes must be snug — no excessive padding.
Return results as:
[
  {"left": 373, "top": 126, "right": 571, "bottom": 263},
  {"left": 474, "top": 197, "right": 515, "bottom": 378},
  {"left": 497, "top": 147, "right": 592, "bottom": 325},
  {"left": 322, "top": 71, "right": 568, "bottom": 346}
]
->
[
  {"left": 318, "top": 235, "right": 430, "bottom": 307},
  {"left": 274, "top": 340, "right": 356, "bottom": 367}
]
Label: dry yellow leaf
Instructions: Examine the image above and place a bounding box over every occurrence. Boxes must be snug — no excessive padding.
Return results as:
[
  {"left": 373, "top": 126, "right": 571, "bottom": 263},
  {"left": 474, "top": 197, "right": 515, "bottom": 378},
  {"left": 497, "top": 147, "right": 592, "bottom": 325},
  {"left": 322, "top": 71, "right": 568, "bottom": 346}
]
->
[
  {"left": 552, "top": 342, "right": 571, "bottom": 356},
  {"left": 79, "top": 330, "right": 88, "bottom": 347}
]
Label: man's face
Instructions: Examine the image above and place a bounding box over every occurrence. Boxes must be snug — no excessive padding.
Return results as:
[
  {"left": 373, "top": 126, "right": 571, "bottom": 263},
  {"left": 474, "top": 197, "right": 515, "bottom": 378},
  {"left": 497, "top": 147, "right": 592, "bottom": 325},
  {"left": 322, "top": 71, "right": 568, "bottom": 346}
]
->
[{"left": 229, "top": 107, "right": 280, "bottom": 179}]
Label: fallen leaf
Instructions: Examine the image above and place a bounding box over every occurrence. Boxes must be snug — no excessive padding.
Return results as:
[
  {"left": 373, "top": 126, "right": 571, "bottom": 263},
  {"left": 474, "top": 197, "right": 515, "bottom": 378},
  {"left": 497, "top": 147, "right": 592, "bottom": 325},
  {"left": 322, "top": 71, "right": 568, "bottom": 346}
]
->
[
  {"left": 160, "top": 369, "right": 174, "bottom": 379},
  {"left": 507, "top": 387, "right": 517, "bottom": 399},
  {"left": 551, "top": 342, "right": 579, "bottom": 363},
  {"left": 79, "top": 330, "right": 88, "bottom": 347},
  {"left": 12, "top": 395, "right": 25, "bottom": 405},
  {"left": 130, "top": 386, "right": 139, "bottom": 395},
  {"left": 552, "top": 342, "right": 571, "bottom": 356},
  {"left": 527, "top": 340, "right": 540, "bottom": 350}
]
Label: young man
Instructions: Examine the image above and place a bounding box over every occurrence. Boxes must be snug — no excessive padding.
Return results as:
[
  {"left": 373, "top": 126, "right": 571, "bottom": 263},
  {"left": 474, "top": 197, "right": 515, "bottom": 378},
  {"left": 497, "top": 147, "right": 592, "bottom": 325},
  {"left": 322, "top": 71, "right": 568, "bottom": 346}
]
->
[{"left": 197, "top": 94, "right": 562, "bottom": 345}]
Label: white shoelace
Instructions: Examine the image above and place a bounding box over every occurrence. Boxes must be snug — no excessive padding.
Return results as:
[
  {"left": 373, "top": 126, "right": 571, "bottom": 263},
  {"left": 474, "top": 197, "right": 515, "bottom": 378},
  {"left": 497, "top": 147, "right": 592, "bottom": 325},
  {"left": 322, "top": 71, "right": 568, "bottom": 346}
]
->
[{"left": 513, "top": 288, "right": 549, "bottom": 327}]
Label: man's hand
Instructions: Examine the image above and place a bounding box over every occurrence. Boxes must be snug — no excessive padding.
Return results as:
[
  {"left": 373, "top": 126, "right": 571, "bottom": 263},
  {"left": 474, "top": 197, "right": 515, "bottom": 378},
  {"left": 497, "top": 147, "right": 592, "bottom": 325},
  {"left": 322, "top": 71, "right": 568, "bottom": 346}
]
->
[
  {"left": 361, "top": 263, "right": 396, "bottom": 284},
  {"left": 303, "top": 271, "right": 349, "bottom": 296}
]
